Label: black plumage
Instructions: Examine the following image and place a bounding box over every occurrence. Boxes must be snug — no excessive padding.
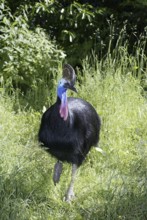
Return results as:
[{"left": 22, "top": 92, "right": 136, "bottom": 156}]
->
[{"left": 38, "top": 64, "right": 101, "bottom": 201}]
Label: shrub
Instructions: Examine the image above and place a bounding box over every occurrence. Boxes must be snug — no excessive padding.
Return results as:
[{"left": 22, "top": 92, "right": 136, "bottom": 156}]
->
[{"left": 0, "top": 2, "right": 65, "bottom": 109}]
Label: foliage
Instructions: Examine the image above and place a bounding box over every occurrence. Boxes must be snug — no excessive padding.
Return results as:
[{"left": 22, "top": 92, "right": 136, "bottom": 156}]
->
[
  {"left": 26, "top": 0, "right": 105, "bottom": 65},
  {"left": 4, "top": 0, "right": 147, "bottom": 66},
  {"left": 0, "top": 60, "right": 147, "bottom": 219},
  {"left": 0, "top": 1, "right": 65, "bottom": 109},
  {"left": 0, "top": 1, "right": 146, "bottom": 109}
]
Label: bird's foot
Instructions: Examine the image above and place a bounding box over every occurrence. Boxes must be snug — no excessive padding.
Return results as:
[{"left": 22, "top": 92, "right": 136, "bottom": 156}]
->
[{"left": 64, "top": 189, "right": 75, "bottom": 202}]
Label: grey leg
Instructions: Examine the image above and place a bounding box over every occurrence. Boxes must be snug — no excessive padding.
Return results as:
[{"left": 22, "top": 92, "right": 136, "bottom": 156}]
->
[
  {"left": 53, "top": 161, "right": 63, "bottom": 185},
  {"left": 65, "top": 164, "right": 78, "bottom": 202}
]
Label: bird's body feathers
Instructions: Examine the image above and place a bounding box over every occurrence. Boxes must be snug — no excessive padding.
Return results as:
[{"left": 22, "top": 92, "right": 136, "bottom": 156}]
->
[{"left": 39, "top": 97, "right": 100, "bottom": 166}]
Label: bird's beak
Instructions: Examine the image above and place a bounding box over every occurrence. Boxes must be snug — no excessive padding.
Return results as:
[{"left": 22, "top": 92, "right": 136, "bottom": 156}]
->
[
  {"left": 69, "top": 85, "right": 77, "bottom": 93},
  {"left": 64, "top": 82, "right": 77, "bottom": 93}
]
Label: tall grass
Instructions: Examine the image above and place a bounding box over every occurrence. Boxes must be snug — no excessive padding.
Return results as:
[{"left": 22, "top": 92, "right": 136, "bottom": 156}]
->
[{"left": 0, "top": 50, "right": 147, "bottom": 219}]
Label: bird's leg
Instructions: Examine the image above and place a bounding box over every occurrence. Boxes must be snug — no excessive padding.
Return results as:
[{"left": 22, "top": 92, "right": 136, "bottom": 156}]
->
[
  {"left": 53, "top": 161, "right": 63, "bottom": 185},
  {"left": 65, "top": 164, "right": 78, "bottom": 202}
]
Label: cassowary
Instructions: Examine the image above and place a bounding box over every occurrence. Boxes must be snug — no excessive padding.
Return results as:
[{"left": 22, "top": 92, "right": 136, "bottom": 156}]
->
[{"left": 38, "top": 64, "right": 101, "bottom": 202}]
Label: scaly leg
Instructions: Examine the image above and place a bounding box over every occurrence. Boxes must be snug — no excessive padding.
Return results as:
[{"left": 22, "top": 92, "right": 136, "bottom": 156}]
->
[
  {"left": 53, "top": 161, "right": 63, "bottom": 185},
  {"left": 65, "top": 164, "right": 78, "bottom": 202}
]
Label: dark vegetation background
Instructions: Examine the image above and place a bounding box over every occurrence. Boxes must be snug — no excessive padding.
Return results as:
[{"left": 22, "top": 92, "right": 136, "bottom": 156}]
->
[{"left": 6, "top": 0, "right": 147, "bottom": 64}]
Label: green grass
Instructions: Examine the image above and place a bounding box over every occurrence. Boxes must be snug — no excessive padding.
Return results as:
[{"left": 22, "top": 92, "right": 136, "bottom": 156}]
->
[{"left": 0, "top": 65, "right": 147, "bottom": 219}]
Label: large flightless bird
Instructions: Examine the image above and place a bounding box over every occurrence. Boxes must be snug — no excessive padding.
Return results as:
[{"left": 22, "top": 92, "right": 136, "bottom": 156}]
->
[{"left": 38, "top": 64, "right": 101, "bottom": 202}]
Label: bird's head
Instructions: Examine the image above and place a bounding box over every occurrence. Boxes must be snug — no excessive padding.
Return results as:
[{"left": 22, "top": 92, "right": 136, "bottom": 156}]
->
[
  {"left": 57, "top": 64, "right": 77, "bottom": 121},
  {"left": 57, "top": 64, "right": 77, "bottom": 99}
]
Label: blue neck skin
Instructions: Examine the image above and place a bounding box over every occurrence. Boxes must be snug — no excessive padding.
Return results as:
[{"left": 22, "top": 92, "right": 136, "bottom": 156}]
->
[
  {"left": 57, "top": 79, "right": 68, "bottom": 120},
  {"left": 57, "top": 79, "right": 67, "bottom": 100}
]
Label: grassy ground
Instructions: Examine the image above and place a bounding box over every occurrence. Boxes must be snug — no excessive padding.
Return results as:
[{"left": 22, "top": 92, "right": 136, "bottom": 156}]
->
[{"left": 0, "top": 66, "right": 147, "bottom": 219}]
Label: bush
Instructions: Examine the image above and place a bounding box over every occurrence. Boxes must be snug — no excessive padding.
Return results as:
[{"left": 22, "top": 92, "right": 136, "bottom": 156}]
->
[{"left": 0, "top": 2, "right": 65, "bottom": 109}]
